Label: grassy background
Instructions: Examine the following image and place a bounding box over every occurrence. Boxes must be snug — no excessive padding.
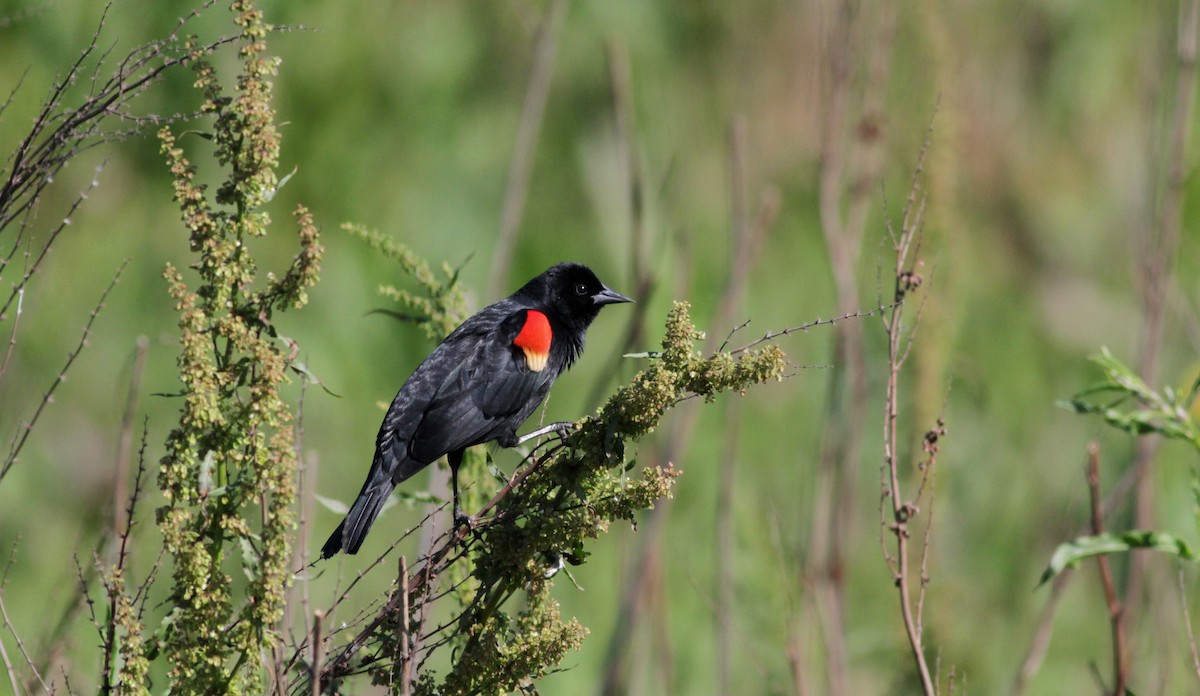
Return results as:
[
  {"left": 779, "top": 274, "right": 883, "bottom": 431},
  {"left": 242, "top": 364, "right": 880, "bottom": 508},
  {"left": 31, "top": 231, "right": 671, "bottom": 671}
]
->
[{"left": 2, "top": 0, "right": 1199, "bottom": 693}]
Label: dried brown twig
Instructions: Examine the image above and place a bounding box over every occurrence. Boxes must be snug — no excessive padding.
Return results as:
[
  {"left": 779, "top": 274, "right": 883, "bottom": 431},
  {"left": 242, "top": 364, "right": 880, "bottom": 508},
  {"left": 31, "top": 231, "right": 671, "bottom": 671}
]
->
[
  {"left": 1010, "top": 420, "right": 1200, "bottom": 694},
  {"left": 727, "top": 304, "right": 896, "bottom": 357},
  {"left": 2, "top": 1, "right": 241, "bottom": 485},
  {"left": 0, "top": 3, "right": 237, "bottom": 319},
  {"left": 877, "top": 125, "right": 940, "bottom": 696},
  {"left": 1085, "top": 443, "right": 1128, "bottom": 695}
]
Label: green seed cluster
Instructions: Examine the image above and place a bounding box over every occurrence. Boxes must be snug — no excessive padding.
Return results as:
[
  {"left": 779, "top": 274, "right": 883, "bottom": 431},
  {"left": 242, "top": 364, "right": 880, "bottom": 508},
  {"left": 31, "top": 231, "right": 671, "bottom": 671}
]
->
[
  {"left": 419, "top": 301, "right": 786, "bottom": 693},
  {"left": 150, "top": 2, "right": 322, "bottom": 692},
  {"left": 342, "top": 222, "right": 468, "bottom": 340}
]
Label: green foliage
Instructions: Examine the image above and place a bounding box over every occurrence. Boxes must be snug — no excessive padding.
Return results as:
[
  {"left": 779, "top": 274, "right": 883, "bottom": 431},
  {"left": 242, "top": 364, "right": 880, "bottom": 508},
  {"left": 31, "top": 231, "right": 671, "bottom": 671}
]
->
[
  {"left": 412, "top": 302, "right": 787, "bottom": 693},
  {"left": 343, "top": 222, "right": 468, "bottom": 340},
  {"left": 6, "top": 1, "right": 1200, "bottom": 693},
  {"left": 112, "top": 575, "right": 150, "bottom": 694},
  {"left": 1047, "top": 347, "right": 1200, "bottom": 588},
  {"left": 1039, "top": 531, "right": 1198, "bottom": 586},
  {"left": 435, "top": 583, "right": 587, "bottom": 696},
  {"left": 1058, "top": 347, "right": 1200, "bottom": 448},
  {"left": 153, "top": 1, "right": 322, "bottom": 691},
  {"left": 315, "top": 300, "right": 786, "bottom": 693}
]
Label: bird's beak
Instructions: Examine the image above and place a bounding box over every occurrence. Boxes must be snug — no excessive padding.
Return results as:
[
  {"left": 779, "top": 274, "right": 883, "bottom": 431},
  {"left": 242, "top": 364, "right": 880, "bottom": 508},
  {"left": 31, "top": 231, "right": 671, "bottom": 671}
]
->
[{"left": 593, "top": 286, "right": 634, "bottom": 306}]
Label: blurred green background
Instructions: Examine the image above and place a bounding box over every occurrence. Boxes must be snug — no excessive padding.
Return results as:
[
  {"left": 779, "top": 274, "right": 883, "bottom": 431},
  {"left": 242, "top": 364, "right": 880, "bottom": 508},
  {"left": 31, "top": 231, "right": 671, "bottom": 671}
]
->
[{"left": 2, "top": 0, "right": 1199, "bottom": 693}]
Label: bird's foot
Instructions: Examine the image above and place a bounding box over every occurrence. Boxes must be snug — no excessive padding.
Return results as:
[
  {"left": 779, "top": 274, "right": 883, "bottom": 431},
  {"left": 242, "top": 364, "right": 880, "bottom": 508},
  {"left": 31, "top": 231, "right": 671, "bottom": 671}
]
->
[
  {"left": 453, "top": 507, "right": 475, "bottom": 536},
  {"left": 514, "top": 421, "right": 575, "bottom": 447}
]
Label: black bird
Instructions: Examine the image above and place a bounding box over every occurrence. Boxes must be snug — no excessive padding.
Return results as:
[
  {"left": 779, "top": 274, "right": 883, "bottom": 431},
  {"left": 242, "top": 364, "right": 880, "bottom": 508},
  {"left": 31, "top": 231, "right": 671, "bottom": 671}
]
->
[{"left": 321, "top": 263, "right": 632, "bottom": 558}]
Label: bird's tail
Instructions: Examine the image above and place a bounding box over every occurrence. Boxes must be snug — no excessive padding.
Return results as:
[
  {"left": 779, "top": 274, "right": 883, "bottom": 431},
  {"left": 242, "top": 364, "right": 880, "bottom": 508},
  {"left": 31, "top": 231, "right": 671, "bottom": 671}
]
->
[{"left": 320, "top": 474, "right": 394, "bottom": 559}]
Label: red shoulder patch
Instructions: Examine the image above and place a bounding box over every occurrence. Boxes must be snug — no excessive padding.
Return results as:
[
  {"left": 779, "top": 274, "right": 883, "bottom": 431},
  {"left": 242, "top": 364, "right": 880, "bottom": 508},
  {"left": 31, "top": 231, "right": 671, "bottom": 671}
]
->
[
  {"left": 513, "top": 310, "right": 552, "bottom": 371},
  {"left": 514, "top": 310, "right": 552, "bottom": 354}
]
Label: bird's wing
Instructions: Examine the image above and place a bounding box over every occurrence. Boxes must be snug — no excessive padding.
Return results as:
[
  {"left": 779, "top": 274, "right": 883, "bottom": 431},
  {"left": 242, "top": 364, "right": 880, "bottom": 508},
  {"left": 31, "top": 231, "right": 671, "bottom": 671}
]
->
[
  {"left": 407, "top": 309, "right": 554, "bottom": 462},
  {"left": 370, "top": 304, "right": 508, "bottom": 483}
]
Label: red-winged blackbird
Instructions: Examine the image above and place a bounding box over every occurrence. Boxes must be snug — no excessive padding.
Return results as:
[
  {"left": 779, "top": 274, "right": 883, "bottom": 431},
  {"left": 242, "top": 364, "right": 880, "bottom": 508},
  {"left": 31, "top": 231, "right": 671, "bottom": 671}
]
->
[{"left": 321, "top": 263, "right": 632, "bottom": 558}]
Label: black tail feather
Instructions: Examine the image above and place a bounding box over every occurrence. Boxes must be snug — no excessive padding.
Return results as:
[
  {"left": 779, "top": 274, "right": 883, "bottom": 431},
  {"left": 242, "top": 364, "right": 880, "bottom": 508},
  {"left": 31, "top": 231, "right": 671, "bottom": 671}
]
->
[
  {"left": 319, "top": 518, "right": 347, "bottom": 559},
  {"left": 320, "top": 478, "right": 393, "bottom": 558}
]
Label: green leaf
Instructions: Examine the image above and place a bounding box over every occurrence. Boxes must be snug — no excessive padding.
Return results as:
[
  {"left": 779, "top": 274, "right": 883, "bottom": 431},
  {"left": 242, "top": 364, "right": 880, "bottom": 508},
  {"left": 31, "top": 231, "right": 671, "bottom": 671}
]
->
[
  {"left": 1064, "top": 383, "right": 1130, "bottom": 401},
  {"left": 288, "top": 360, "right": 343, "bottom": 398},
  {"left": 1056, "top": 398, "right": 1099, "bottom": 414},
  {"left": 314, "top": 493, "right": 349, "bottom": 515},
  {"left": 1109, "top": 409, "right": 1163, "bottom": 436},
  {"left": 1186, "top": 372, "right": 1200, "bottom": 408},
  {"left": 393, "top": 489, "right": 440, "bottom": 506},
  {"left": 278, "top": 334, "right": 342, "bottom": 397},
  {"left": 1038, "top": 530, "right": 1198, "bottom": 586}
]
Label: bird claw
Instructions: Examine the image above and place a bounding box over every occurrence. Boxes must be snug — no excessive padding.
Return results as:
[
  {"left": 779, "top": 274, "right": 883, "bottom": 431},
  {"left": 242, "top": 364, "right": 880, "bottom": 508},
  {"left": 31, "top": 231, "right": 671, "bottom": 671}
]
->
[
  {"left": 515, "top": 421, "right": 575, "bottom": 447},
  {"left": 453, "top": 507, "right": 475, "bottom": 534}
]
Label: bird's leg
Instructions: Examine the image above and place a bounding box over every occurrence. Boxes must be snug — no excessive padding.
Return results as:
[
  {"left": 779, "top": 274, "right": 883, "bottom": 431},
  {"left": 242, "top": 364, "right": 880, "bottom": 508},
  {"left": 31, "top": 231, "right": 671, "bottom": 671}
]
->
[
  {"left": 514, "top": 421, "right": 575, "bottom": 446},
  {"left": 448, "top": 449, "right": 472, "bottom": 531}
]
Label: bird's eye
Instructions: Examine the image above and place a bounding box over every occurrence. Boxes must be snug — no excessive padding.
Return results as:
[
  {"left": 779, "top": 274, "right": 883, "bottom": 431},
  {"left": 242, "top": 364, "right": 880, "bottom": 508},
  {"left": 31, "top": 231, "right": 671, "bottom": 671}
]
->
[{"left": 574, "top": 283, "right": 589, "bottom": 296}]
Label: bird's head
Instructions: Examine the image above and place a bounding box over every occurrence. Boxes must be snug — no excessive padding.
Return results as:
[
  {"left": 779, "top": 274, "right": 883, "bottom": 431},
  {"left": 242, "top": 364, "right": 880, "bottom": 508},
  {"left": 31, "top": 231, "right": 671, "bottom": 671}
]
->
[{"left": 516, "top": 262, "right": 633, "bottom": 329}]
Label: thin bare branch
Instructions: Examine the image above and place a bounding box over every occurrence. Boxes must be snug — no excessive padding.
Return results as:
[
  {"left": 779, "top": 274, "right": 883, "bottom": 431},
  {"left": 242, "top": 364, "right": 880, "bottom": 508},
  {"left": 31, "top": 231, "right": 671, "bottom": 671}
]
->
[
  {"left": 0, "top": 5, "right": 236, "bottom": 239},
  {"left": 310, "top": 611, "right": 324, "bottom": 696},
  {"left": 398, "top": 556, "right": 412, "bottom": 696},
  {"left": 1, "top": 166, "right": 104, "bottom": 322},
  {"left": 0, "top": 289, "right": 21, "bottom": 386},
  {"left": 74, "top": 552, "right": 103, "bottom": 651},
  {"left": 1009, "top": 444, "right": 1172, "bottom": 696},
  {"left": 111, "top": 336, "right": 149, "bottom": 537},
  {"left": 285, "top": 508, "right": 440, "bottom": 680},
  {"left": 0, "top": 595, "right": 22, "bottom": 696},
  {"left": 99, "top": 423, "right": 151, "bottom": 695},
  {"left": 727, "top": 303, "right": 897, "bottom": 357},
  {"left": 914, "top": 421, "right": 943, "bottom": 638},
  {"left": 2, "top": 259, "right": 128, "bottom": 482},
  {"left": 1086, "top": 443, "right": 1128, "bottom": 695},
  {"left": 0, "top": 588, "right": 47, "bottom": 694},
  {"left": 878, "top": 127, "right": 938, "bottom": 696}
]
